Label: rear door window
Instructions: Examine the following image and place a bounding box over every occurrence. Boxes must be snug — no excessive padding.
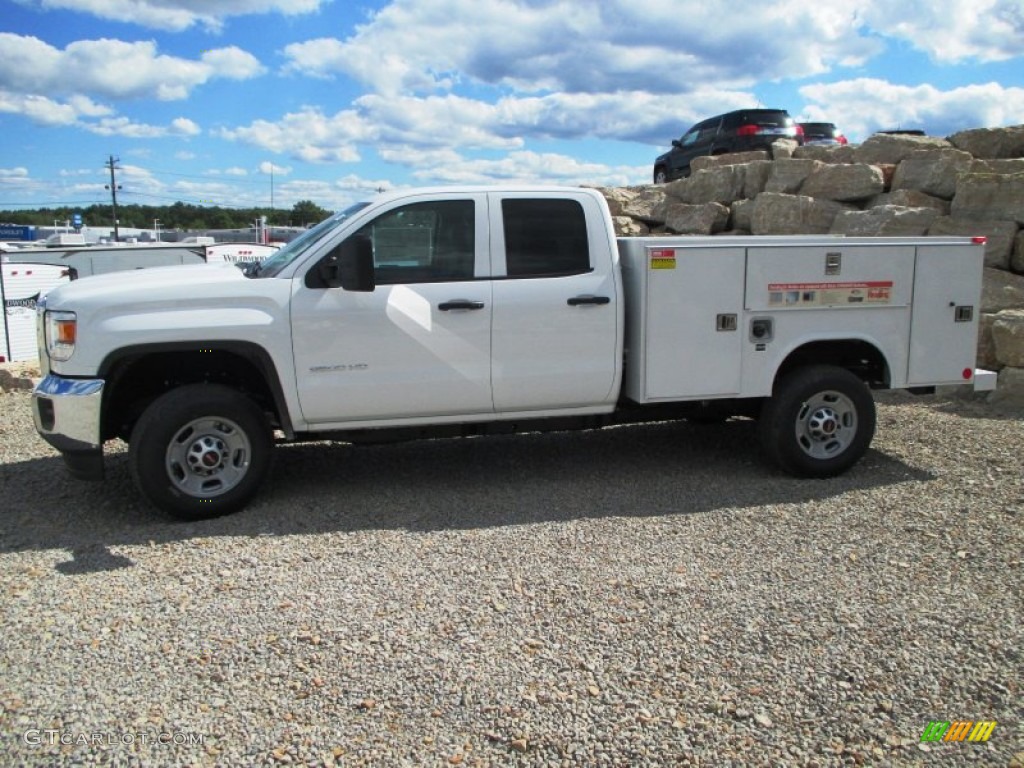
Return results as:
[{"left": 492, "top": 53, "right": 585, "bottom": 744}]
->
[{"left": 501, "top": 199, "right": 591, "bottom": 278}]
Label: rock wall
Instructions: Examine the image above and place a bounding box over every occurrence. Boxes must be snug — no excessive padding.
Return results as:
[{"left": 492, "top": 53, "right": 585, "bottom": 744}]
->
[{"left": 600, "top": 125, "right": 1024, "bottom": 404}]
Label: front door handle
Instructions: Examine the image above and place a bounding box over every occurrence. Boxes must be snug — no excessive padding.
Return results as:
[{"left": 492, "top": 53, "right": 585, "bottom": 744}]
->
[
  {"left": 439, "top": 299, "right": 485, "bottom": 311},
  {"left": 567, "top": 295, "right": 610, "bottom": 306}
]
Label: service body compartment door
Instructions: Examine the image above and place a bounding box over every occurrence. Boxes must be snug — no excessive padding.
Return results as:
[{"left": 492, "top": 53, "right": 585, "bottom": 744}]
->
[
  {"left": 620, "top": 242, "right": 745, "bottom": 401},
  {"left": 907, "top": 243, "right": 984, "bottom": 385},
  {"left": 744, "top": 244, "right": 915, "bottom": 311}
]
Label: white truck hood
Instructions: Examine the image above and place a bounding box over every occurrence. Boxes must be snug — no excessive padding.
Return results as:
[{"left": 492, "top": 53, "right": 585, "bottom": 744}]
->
[
  {"left": 43, "top": 262, "right": 295, "bottom": 376},
  {"left": 43, "top": 262, "right": 248, "bottom": 309}
]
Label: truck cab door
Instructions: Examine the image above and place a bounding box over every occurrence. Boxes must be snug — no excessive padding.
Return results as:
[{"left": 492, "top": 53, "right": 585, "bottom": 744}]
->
[
  {"left": 291, "top": 195, "right": 494, "bottom": 424},
  {"left": 488, "top": 193, "right": 620, "bottom": 412}
]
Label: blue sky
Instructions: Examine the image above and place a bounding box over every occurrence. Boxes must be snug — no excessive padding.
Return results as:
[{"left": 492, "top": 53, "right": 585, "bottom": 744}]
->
[{"left": 1, "top": 0, "right": 1022, "bottom": 215}]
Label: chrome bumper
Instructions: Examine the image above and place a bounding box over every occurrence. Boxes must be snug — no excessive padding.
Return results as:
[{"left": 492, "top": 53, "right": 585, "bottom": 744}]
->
[{"left": 32, "top": 374, "right": 105, "bottom": 478}]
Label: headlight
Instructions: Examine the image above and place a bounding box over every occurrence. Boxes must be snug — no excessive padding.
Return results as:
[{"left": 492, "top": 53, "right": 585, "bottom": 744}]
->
[{"left": 45, "top": 310, "right": 77, "bottom": 361}]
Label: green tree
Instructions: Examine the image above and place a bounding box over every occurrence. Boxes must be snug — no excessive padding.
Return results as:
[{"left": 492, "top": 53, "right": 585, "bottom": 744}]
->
[{"left": 291, "top": 199, "right": 330, "bottom": 227}]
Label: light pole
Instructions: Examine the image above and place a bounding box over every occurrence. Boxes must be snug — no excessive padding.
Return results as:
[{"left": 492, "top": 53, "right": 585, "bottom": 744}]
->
[{"left": 154, "top": 219, "right": 161, "bottom": 242}]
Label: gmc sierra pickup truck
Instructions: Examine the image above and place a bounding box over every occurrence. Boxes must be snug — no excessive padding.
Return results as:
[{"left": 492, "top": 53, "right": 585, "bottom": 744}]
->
[{"left": 32, "top": 186, "right": 995, "bottom": 519}]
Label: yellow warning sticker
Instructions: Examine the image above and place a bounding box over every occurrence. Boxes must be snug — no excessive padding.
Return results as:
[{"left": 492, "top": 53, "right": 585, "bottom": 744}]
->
[{"left": 650, "top": 249, "right": 676, "bottom": 270}]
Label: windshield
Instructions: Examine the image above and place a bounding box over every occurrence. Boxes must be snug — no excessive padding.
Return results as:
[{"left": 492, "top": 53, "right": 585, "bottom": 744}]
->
[{"left": 254, "top": 202, "right": 370, "bottom": 278}]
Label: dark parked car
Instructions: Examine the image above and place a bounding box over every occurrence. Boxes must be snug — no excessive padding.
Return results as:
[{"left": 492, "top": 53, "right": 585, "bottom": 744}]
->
[
  {"left": 653, "top": 109, "right": 803, "bottom": 183},
  {"left": 800, "top": 122, "right": 848, "bottom": 146}
]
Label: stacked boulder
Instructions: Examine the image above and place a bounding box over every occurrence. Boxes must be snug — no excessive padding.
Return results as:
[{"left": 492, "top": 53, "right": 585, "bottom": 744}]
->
[{"left": 600, "top": 125, "right": 1024, "bottom": 404}]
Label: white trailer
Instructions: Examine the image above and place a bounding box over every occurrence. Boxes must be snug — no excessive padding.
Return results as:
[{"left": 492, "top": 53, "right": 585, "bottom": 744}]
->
[{"left": 0, "top": 262, "right": 71, "bottom": 362}]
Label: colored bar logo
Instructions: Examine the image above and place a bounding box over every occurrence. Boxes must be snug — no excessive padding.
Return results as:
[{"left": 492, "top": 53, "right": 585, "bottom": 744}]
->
[{"left": 920, "top": 720, "right": 996, "bottom": 742}]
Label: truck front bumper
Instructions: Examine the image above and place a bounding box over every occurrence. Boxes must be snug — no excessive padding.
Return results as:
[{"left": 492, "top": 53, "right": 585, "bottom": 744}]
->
[{"left": 32, "top": 374, "right": 105, "bottom": 480}]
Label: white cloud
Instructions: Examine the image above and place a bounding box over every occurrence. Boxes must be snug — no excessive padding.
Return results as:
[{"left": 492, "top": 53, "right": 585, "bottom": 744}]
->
[
  {"left": 171, "top": 118, "right": 201, "bottom": 136},
  {"left": 0, "top": 90, "right": 85, "bottom": 126},
  {"left": 281, "top": 0, "right": 880, "bottom": 95},
  {"left": 83, "top": 116, "right": 201, "bottom": 138},
  {"left": 408, "top": 150, "right": 648, "bottom": 187},
  {"left": 259, "top": 161, "right": 292, "bottom": 175},
  {"left": 0, "top": 167, "right": 30, "bottom": 178},
  {"left": 201, "top": 47, "right": 267, "bottom": 80},
  {"left": 14, "top": 0, "right": 326, "bottom": 33},
  {"left": 799, "top": 78, "right": 1024, "bottom": 141},
  {"left": 860, "top": 0, "right": 1024, "bottom": 63},
  {"left": 219, "top": 108, "right": 370, "bottom": 163},
  {"left": 0, "top": 34, "right": 264, "bottom": 103}
]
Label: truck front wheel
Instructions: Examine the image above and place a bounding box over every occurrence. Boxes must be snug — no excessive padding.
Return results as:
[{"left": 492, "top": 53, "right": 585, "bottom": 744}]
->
[
  {"left": 759, "top": 365, "right": 876, "bottom": 478},
  {"left": 129, "top": 384, "right": 272, "bottom": 520}
]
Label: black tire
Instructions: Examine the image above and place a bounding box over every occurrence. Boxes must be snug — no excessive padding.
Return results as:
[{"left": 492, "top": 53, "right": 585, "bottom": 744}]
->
[
  {"left": 758, "top": 365, "right": 875, "bottom": 478},
  {"left": 654, "top": 167, "right": 668, "bottom": 184},
  {"left": 129, "top": 384, "right": 272, "bottom": 520}
]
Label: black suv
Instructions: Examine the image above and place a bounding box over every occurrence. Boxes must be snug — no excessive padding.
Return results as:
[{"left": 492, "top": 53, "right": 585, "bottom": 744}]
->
[
  {"left": 653, "top": 109, "right": 803, "bottom": 183},
  {"left": 799, "top": 122, "right": 848, "bottom": 146}
]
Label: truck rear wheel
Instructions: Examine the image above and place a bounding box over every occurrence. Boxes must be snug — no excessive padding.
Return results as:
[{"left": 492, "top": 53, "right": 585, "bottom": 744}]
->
[
  {"left": 129, "top": 384, "right": 272, "bottom": 520},
  {"left": 759, "top": 365, "right": 875, "bottom": 477}
]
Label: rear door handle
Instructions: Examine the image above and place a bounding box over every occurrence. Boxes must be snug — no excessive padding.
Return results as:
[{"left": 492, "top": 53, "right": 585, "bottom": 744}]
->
[
  {"left": 438, "top": 299, "right": 485, "bottom": 311},
  {"left": 567, "top": 295, "right": 610, "bottom": 306}
]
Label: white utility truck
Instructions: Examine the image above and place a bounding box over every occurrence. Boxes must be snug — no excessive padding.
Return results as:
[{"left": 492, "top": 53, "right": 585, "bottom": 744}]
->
[{"left": 31, "top": 186, "right": 995, "bottom": 519}]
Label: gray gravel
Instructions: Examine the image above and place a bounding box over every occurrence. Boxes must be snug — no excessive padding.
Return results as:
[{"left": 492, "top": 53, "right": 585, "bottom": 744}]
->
[{"left": 0, "top": 388, "right": 1021, "bottom": 767}]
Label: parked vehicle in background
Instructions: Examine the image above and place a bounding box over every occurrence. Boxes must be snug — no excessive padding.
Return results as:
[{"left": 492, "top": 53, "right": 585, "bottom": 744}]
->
[
  {"left": 799, "top": 122, "right": 848, "bottom": 146},
  {"left": 653, "top": 109, "right": 803, "bottom": 183}
]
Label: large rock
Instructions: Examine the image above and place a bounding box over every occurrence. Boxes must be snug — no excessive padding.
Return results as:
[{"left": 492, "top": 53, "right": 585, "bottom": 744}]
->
[
  {"left": 750, "top": 192, "right": 854, "bottom": 235},
  {"left": 989, "top": 366, "right": 1024, "bottom": 407},
  {"left": 830, "top": 206, "right": 939, "bottom": 236},
  {"left": 621, "top": 186, "right": 669, "bottom": 224},
  {"left": 971, "top": 158, "right": 1024, "bottom": 175},
  {"left": 673, "top": 165, "right": 747, "bottom": 205},
  {"left": 691, "top": 151, "right": 768, "bottom": 171},
  {"left": 854, "top": 133, "right": 951, "bottom": 165},
  {"left": 770, "top": 138, "right": 799, "bottom": 160},
  {"left": 1014, "top": 230, "right": 1024, "bottom": 274},
  {"left": 598, "top": 186, "right": 636, "bottom": 217},
  {"left": 982, "top": 267, "right": 1024, "bottom": 313},
  {"left": 977, "top": 314, "right": 1001, "bottom": 370},
  {"left": 0, "top": 362, "right": 40, "bottom": 392},
  {"left": 928, "top": 217, "right": 1019, "bottom": 270},
  {"left": 613, "top": 216, "right": 649, "bottom": 236},
  {"left": 800, "top": 163, "right": 886, "bottom": 202},
  {"left": 793, "top": 145, "right": 858, "bottom": 164},
  {"left": 743, "top": 160, "right": 773, "bottom": 199},
  {"left": 948, "top": 125, "right": 1024, "bottom": 159},
  {"left": 867, "top": 189, "right": 950, "bottom": 214},
  {"left": 992, "top": 309, "right": 1024, "bottom": 367},
  {"left": 951, "top": 172, "right": 1024, "bottom": 226},
  {"left": 662, "top": 202, "right": 730, "bottom": 235},
  {"left": 730, "top": 198, "right": 755, "bottom": 232},
  {"left": 892, "top": 148, "right": 973, "bottom": 199},
  {"left": 765, "top": 158, "right": 822, "bottom": 194}
]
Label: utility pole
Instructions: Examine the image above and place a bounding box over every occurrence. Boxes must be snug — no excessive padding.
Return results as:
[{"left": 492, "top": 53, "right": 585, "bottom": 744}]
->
[{"left": 105, "top": 155, "right": 122, "bottom": 241}]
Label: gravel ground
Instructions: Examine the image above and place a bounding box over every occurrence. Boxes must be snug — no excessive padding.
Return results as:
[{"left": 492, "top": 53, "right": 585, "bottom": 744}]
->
[{"left": 0, "top": 388, "right": 1021, "bottom": 767}]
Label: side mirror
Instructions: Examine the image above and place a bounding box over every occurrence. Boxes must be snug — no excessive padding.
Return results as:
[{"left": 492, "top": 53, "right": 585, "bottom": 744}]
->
[{"left": 318, "top": 235, "right": 375, "bottom": 291}]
